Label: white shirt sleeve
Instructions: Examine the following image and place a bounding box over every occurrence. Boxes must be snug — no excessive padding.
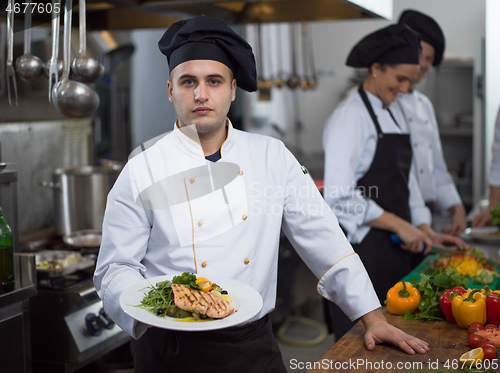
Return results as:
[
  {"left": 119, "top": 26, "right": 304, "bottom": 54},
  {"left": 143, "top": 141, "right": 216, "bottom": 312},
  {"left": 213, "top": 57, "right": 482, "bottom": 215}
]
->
[
  {"left": 408, "top": 162, "right": 432, "bottom": 227},
  {"left": 93, "top": 165, "right": 152, "bottom": 339},
  {"left": 323, "top": 104, "right": 384, "bottom": 243},
  {"left": 489, "top": 107, "right": 500, "bottom": 187},
  {"left": 281, "top": 146, "right": 380, "bottom": 321}
]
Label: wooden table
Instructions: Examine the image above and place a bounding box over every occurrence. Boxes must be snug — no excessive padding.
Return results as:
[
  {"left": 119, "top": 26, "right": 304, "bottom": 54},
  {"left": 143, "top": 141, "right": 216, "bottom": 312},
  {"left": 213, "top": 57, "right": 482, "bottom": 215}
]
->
[{"left": 308, "top": 309, "right": 473, "bottom": 372}]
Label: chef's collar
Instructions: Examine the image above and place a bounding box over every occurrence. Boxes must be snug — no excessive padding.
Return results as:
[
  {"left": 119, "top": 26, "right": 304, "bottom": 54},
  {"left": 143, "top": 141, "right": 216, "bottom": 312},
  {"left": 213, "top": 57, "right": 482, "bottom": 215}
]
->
[
  {"left": 361, "top": 87, "right": 386, "bottom": 110},
  {"left": 173, "top": 119, "right": 235, "bottom": 160}
]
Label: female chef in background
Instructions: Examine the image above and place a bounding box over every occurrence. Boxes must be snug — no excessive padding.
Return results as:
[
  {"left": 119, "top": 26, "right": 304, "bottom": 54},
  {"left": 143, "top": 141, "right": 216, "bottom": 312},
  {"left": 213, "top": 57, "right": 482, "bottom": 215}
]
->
[
  {"left": 397, "top": 10, "right": 467, "bottom": 236},
  {"left": 323, "top": 24, "right": 468, "bottom": 340}
]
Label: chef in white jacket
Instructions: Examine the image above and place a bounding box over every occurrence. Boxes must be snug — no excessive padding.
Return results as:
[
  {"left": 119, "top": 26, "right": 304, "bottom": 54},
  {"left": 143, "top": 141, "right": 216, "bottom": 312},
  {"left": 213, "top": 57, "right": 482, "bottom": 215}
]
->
[
  {"left": 94, "top": 15, "right": 430, "bottom": 373},
  {"left": 397, "top": 9, "right": 467, "bottom": 236},
  {"left": 473, "top": 106, "right": 500, "bottom": 227},
  {"left": 323, "top": 23, "right": 468, "bottom": 341}
]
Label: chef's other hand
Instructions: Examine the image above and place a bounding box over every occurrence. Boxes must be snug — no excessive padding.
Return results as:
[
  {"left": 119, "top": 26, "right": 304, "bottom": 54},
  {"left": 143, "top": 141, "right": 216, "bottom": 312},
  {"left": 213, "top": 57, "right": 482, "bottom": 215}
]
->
[
  {"left": 472, "top": 210, "right": 492, "bottom": 228},
  {"left": 395, "top": 222, "right": 433, "bottom": 254},
  {"left": 441, "top": 204, "right": 467, "bottom": 236},
  {"left": 430, "top": 233, "right": 469, "bottom": 250},
  {"left": 361, "top": 308, "right": 430, "bottom": 355}
]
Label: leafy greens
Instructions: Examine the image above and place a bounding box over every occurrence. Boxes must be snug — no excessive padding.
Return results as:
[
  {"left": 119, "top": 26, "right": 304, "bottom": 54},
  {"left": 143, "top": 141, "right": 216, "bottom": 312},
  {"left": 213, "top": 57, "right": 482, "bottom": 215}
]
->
[
  {"left": 490, "top": 203, "right": 500, "bottom": 226},
  {"left": 138, "top": 272, "right": 200, "bottom": 317},
  {"left": 402, "top": 267, "right": 469, "bottom": 321}
]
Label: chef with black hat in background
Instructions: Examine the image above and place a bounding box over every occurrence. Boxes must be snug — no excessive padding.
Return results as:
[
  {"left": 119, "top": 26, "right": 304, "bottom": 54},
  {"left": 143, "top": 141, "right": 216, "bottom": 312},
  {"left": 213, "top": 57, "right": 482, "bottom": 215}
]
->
[
  {"left": 323, "top": 23, "right": 468, "bottom": 340},
  {"left": 94, "top": 15, "right": 431, "bottom": 373},
  {"left": 397, "top": 9, "right": 468, "bottom": 236}
]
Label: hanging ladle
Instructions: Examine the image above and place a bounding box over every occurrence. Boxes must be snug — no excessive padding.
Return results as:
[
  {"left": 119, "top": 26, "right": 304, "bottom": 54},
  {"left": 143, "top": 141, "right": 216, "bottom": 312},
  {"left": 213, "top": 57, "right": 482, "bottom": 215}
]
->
[
  {"left": 71, "top": 0, "right": 104, "bottom": 83},
  {"left": 273, "top": 24, "right": 285, "bottom": 89},
  {"left": 305, "top": 22, "right": 318, "bottom": 90},
  {"left": 286, "top": 23, "right": 300, "bottom": 90},
  {"left": 16, "top": 0, "right": 44, "bottom": 82},
  {"left": 300, "top": 22, "right": 309, "bottom": 90},
  {"left": 52, "top": 0, "right": 100, "bottom": 118}
]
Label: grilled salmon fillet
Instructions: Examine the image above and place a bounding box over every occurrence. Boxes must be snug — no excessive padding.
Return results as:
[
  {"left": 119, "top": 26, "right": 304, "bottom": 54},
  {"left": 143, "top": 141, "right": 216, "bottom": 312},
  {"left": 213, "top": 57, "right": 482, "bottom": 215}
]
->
[{"left": 171, "top": 283, "right": 235, "bottom": 318}]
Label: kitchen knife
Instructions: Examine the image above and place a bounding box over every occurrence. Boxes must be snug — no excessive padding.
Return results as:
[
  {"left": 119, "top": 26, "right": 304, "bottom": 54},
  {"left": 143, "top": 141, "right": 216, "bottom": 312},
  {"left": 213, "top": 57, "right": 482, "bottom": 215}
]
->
[{"left": 390, "top": 233, "right": 457, "bottom": 254}]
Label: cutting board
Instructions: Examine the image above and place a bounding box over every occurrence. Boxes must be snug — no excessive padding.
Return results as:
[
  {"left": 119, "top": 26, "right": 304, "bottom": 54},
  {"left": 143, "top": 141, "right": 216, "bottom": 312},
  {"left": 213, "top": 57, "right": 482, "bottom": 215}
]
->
[
  {"left": 399, "top": 253, "right": 500, "bottom": 290},
  {"left": 309, "top": 309, "right": 472, "bottom": 373}
]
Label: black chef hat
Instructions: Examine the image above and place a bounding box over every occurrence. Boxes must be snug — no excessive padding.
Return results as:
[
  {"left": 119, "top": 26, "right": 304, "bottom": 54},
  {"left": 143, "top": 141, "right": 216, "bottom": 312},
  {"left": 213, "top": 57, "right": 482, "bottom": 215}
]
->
[
  {"left": 346, "top": 24, "right": 421, "bottom": 68},
  {"left": 158, "top": 15, "right": 257, "bottom": 92},
  {"left": 398, "top": 9, "right": 445, "bottom": 66}
]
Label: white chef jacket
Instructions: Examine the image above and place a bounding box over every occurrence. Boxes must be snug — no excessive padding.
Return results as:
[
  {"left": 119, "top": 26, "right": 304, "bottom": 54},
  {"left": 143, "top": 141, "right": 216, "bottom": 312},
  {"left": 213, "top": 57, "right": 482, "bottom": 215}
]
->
[
  {"left": 489, "top": 107, "right": 500, "bottom": 187},
  {"left": 323, "top": 89, "right": 432, "bottom": 244},
  {"left": 397, "top": 90, "right": 462, "bottom": 211},
  {"left": 93, "top": 120, "right": 380, "bottom": 339}
]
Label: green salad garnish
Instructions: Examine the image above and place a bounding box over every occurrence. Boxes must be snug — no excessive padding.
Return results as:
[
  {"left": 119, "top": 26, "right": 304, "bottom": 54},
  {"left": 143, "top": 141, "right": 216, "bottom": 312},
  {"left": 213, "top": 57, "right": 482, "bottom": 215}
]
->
[{"left": 137, "top": 272, "right": 200, "bottom": 318}]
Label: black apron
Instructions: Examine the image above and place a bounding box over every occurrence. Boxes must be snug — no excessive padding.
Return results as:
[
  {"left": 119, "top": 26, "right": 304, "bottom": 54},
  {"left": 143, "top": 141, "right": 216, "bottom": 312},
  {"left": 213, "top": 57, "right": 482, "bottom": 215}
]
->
[
  {"left": 130, "top": 314, "right": 287, "bottom": 373},
  {"left": 330, "top": 85, "right": 422, "bottom": 340}
]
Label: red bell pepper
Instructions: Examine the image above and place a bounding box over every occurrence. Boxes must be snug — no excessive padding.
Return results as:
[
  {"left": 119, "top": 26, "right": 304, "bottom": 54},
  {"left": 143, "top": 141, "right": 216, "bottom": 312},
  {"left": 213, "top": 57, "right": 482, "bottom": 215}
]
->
[
  {"left": 439, "top": 286, "right": 468, "bottom": 323},
  {"left": 486, "top": 290, "right": 500, "bottom": 326}
]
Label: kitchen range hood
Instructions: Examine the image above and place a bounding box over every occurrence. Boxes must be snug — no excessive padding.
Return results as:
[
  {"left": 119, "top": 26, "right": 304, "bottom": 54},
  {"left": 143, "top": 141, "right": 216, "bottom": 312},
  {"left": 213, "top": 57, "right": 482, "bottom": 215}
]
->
[
  {"left": 3, "top": 0, "right": 392, "bottom": 30},
  {"left": 84, "top": 0, "right": 392, "bottom": 29}
]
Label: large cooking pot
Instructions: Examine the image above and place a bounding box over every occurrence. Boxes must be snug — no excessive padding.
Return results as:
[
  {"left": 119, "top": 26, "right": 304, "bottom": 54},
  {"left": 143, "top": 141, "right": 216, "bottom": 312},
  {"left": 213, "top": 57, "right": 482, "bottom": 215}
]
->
[{"left": 42, "top": 166, "right": 120, "bottom": 236}]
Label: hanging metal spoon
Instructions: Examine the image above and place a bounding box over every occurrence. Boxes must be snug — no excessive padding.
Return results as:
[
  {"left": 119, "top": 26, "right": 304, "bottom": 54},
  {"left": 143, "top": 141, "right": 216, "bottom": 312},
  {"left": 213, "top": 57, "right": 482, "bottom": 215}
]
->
[
  {"left": 16, "top": 0, "right": 44, "bottom": 82},
  {"left": 52, "top": 0, "right": 100, "bottom": 118},
  {"left": 71, "top": 0, "right": 104, "bottom": 83}
]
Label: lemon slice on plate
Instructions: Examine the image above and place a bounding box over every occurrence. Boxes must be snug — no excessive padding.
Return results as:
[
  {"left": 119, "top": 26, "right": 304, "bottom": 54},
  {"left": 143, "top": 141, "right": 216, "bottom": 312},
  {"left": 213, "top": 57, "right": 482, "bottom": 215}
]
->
[
  {"left": 460, "top": 347, "right": 484, "bottom": 367},
  {"left": 196, "top": 277, "right": 213, "bottom": 292}
]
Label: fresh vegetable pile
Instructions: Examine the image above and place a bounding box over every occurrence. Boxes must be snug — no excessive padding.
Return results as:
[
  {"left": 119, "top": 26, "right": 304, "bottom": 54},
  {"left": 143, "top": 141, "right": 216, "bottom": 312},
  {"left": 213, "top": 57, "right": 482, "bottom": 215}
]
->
[
  {"left": 400, "top": 267, "right": 469, "bottom": 321},
  {"left": 432, "top": 248, "right": 497, "bottom": 282},
  {"left": 386, "top": 266, "right": 500, "bottom": 370}
]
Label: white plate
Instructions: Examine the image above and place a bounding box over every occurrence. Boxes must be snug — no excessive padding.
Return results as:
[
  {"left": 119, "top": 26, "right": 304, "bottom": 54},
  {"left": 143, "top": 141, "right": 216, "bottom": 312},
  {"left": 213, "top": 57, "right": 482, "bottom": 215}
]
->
[
  {"left": 461, "top": 227, "right": 500, "bottom": 244},
  {"left": 119, "top": 274, "right": 263, "bottom": 331}
]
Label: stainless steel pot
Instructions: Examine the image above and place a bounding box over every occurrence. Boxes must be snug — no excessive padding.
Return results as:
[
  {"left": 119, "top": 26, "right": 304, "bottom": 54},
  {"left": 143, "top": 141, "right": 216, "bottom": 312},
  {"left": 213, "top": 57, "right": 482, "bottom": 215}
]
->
[{"left": 42, "top": 166, "right": 120, "bottom": 236}]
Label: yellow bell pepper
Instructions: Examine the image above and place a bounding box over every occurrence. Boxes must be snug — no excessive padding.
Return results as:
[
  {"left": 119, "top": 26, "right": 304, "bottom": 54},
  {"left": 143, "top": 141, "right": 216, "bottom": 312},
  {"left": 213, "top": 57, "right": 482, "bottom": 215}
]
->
[
  {"left": 451, "top": 289, "right": 487, "bottom": 329},
  {"left": 386, "top": 282, "right": 421, "bottom": 316}
]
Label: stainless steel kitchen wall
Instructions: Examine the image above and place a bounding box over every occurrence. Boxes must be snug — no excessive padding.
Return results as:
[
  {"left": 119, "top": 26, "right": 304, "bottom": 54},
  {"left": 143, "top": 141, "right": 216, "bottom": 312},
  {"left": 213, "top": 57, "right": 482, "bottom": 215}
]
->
[{"left": 0, "top": 120, "right": 91, "bottom": 235}]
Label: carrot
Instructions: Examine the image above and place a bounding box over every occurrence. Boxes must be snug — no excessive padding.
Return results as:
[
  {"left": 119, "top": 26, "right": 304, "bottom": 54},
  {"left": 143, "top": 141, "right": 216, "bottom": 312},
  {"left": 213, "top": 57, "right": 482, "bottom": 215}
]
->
[{"left": 473, "top": 328, "right": 500, "bottom": 347}]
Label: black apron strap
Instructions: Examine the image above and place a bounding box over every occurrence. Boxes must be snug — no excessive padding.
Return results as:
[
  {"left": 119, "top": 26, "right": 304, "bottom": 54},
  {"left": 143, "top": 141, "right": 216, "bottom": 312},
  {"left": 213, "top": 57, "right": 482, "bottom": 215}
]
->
[
  {"left": 386, "top": 108, "right": 401, "bottom": 129},
  {"left": 358, "top": 84, "right": 383, "bottom": 137}
]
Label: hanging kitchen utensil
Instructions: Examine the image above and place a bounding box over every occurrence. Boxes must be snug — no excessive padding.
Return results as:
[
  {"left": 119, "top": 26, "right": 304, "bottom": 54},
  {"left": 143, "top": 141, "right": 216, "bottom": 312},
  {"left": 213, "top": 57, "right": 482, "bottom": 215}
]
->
[
  {"left": 273, "top": 24, "right": 285, "bottom": 89},
  {"left": 71, "top": 0, "right": 104, "bottom": 83},
  {"left": 46, "top": 0, "right": 61, "bottom": 103},
  {"left": 0, "top": 23, "right": 6, "bottom": 97},
  {"left": 256, "top": 24, "right": 271, "bottom": 101},
  {"left": 286, "top": 23, "right": 300, "bottom": 90},
  {"left": 300, "top": 22, "right": 309, "bottom": 90},
  {"left": 6, "top": 0, "right": 18, "bottom": 106},
  {"left": 52, "top": 0, "right": 100, "bottom": 118},
  {"left": 16, "top": 0, "right": 44, "bottom": 82},
  {"left": 305, "top": 22, "right": 318, "bottom": 90}
]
